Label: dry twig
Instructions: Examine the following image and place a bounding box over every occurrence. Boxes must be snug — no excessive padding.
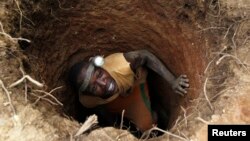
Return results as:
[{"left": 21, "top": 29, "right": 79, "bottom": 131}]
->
[{"left": 74, "top": 115, "right": 98, "bottom": 137}]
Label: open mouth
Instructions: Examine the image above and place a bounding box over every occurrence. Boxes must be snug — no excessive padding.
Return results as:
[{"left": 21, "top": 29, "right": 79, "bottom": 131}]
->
[
  {"left": 106, "top": 80, "right": 115, "bottom": 96},
  {"left": 108, "top": 83, "right": 114, "bottom": 92}
]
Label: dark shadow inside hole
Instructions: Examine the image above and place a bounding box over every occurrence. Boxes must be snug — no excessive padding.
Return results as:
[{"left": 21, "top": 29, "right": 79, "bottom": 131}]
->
[
  {"left": 73, "top": 96, "right": 144, "bottom": 137},
  {"left": 18, "top": 40, "right": 30, "bottom": 50},
  {"left": 147, "top": 70, "right": 172, "bottom": 129}
]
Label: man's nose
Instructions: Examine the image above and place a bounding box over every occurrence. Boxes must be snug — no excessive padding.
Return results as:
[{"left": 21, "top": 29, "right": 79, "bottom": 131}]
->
[{"left": 96, "top": 79, "right": 105, "bottom": 86}]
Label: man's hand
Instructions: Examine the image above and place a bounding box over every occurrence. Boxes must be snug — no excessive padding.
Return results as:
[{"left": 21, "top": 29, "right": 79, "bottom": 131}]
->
[{"left": 172, "top": 75, "right": 189, "bottom": 96}]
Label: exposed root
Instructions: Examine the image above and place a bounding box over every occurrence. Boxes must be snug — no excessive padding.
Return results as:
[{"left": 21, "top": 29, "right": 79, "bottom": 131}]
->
[
  {"left": 204, "top": 58, "right": 216, "bottom": 74},
  {"left": 231, "top": 23, "right": 240, "bottom": 53},
  {"left": 33, "top": 87, "right": 63, "bottom": 106},
  {"left": 215, "top": 52, "right": 250, "bottom": 73},
  {"left": 19, "top": 66, "right": 28, "bottom": 102},
  {"left": 240, "top": 36, "right": 249, "bottom": 48},
  {"left": 31, "top": 92, "right": 59, "bottom": 106},
  {"left": 173, "top": 84, "right": 235, "bottom": 130},
  {"left": 204, "top": 45, "right": 228, "bottom": 74},
  {"left": 9, "top": 75, "right": 44, "bottom": 88},
  {"left": 57, "top": 0, "right": 74, "bottom": 10},
  {"left": 115, "top": 109, "right": 126, "bottom": 140},
  {"left": 74, "top": 115, "right": 98, "bottom": 137},
  {"left": 14, "top": 0, "right": 23, "bottom": 31},
  {"left": 199, "top": 26, "right": 227, "bottom": 32},
  {"left": 196, "top": 117, "right": 210, "bottom": 124},
  {"left": 48, "top": 86, "right": 64, "bottom": 94},
  {"left": 140, "top": 127, "right": 189, "bottom": 141},
  {"left": 171, "top": 116, "right": 181, "bottom": 130},
  {"left": 203, "top": 78, "right": 214, "bottom": 111},
  {"left": 0, "top": 22, "right": 30, "bottom": 43},
  {"left": 0, "top": 79, "right": 17, "bottom": 116},
  {"left": 223, "top": 24, "right": 234, "bottom": 39},
  {"left": 120, "top": 109, "right": 125, "bottom": 129},
  {"left": 207, "top": 0, "right": 221, "bottom": 17},
  {"left": 180, "top": 131, "right": 188, "bottom": 141},
  {"left": 180, "top": 106, "right": 187, "bottom": 128}
]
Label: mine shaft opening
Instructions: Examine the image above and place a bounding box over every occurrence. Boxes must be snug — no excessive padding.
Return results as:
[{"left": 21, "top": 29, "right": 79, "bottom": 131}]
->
[{"left": 19, "top": 0, "right": 206, "bottom": 138}]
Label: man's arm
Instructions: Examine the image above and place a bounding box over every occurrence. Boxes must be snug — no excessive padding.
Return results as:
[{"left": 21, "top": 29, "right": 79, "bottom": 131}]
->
[{"left": 123, "top": 50, "right": 189, "bottom": 95}]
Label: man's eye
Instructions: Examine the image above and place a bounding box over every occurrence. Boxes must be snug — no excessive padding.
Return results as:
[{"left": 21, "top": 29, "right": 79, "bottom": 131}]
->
[
  {"left": 97, "top": 70, "right": 102, "bottom": 78},
  {"left": 99, "top": 71, "right": 103, "bottom": 78}
]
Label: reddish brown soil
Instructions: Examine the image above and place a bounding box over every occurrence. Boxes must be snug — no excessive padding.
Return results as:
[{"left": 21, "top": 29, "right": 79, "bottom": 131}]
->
[{"left": 20, "top": 0, "right": 207, "bottom": 128}]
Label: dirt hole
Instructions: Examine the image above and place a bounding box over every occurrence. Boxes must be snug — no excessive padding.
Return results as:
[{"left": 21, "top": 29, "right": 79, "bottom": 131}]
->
[{"left": 18, "top": 0, "right": 207, "bottom": 138}]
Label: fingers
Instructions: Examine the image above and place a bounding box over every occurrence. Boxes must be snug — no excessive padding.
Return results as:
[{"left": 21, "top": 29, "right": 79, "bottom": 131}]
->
[
  {"left": 179, "top": 74, "right": 189, "bottom": 87},
  {"left": 175, "top": 86, "right": 188, "bottom": 97},
  {"left": 180, "top": 81, "right": 189, "bottom": 87},
  {"left": 180, "top": 75, "right": 189, "bottom": 83},
  {"left": 178, "top": 86, "right": 187, "bottom": 94},
  {"left": 173, "top": 74, "right": 190, "bottom": 96},
  {"left": 175, "top": 90, "right": 184, "bottom": 96},
  {"left": 182, "top": 78, "right": 189, "bottom": 83},
  {"left": 181, "top": 74, "right": 187, "bottom": 78}
]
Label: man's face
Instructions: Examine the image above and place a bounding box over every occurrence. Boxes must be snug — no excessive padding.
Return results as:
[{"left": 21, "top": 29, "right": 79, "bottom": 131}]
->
[{"left": 79, "top": 67, "right": 117, "bottom": 98}]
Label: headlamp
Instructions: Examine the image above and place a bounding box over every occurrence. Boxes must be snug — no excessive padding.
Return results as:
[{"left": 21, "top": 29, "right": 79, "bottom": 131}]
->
[{"left": 93, "top": 56, "right": 104, "bottom": 67}]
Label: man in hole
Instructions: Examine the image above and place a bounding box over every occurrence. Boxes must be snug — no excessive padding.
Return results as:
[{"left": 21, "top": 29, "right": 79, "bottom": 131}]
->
[{"left": 68, "top": 50, "right": 189, "bottom": 133}]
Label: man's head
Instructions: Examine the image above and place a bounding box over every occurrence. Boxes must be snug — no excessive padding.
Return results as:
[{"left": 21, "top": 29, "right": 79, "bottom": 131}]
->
[{"left": 69, "top": 61, "right": 117, "bottom": 99}]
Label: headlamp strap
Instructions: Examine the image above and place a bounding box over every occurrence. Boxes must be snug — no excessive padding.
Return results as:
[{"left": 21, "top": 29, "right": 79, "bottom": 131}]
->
[{"left": 79, "top": 64, "right": 94, "bottom": 93}]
